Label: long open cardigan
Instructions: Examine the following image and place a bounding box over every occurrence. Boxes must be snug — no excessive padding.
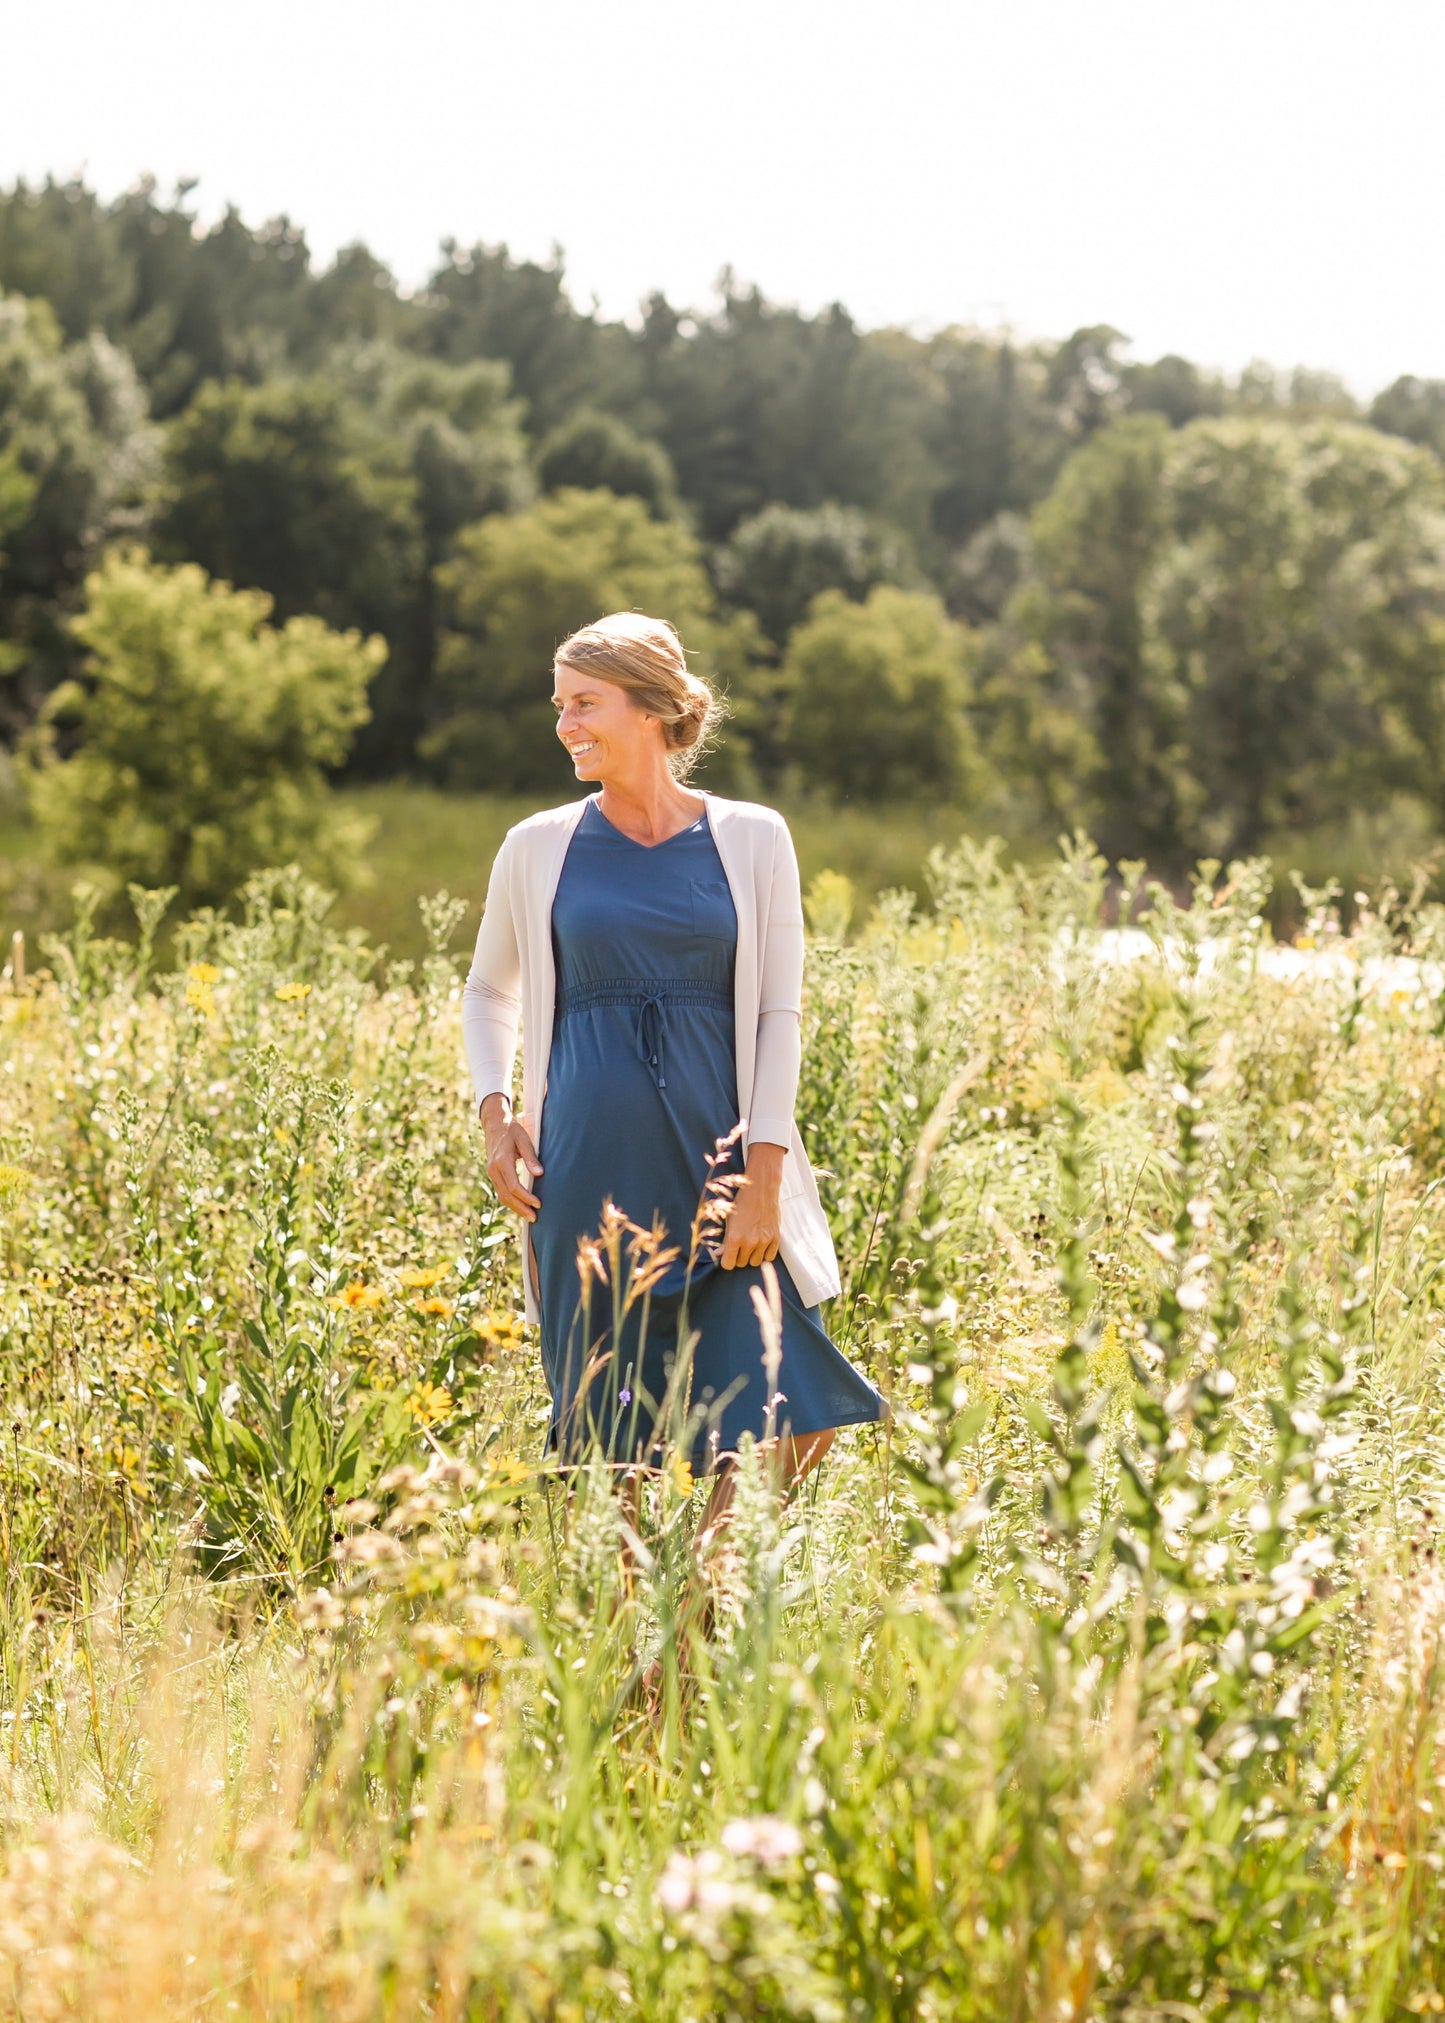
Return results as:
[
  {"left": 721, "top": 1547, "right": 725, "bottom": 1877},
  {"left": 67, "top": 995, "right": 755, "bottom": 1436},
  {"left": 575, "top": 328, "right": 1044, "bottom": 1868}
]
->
[{"left": 462, "top": 789, "right": 844, "bottom": 1328}]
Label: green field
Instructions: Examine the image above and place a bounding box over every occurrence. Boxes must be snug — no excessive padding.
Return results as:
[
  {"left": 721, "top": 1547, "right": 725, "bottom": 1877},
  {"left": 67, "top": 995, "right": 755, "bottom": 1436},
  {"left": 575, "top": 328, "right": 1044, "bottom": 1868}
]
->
[
  {"left": 0, "top": 780, "right": 1017, "bottom": 965},
  {"left": 5, "top": 833, "right": 1445, "bottom": 2015}
]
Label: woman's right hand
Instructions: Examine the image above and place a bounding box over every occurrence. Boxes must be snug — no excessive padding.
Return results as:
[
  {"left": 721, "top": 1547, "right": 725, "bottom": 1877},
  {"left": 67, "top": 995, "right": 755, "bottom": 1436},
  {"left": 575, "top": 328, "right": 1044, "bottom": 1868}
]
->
[{"left": 480, "top": 1094, "right": 544, "bottom": 1222}]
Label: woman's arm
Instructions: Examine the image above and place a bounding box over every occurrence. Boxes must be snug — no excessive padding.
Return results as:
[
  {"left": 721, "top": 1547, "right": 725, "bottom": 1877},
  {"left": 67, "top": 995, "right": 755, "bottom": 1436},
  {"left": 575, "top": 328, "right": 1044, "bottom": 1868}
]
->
[
  {"left": 748, "top": 1007, "right": 802, "bottom": 1150},
  {"left": 749, "top": 816, "right": 806, "bottom": 1149},
  {"left": 461, "top": 833, "right": 522, "bottom": 1116},
  {"left": 722, "top": 816, "right": 806, "bottom": 1266}
]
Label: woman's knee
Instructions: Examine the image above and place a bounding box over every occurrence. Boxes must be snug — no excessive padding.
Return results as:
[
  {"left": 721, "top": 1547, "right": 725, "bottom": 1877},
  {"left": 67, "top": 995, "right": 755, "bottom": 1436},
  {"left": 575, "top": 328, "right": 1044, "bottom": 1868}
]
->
[{"left": 787, "top": 1428, "right": 836, "bottom": 1476}]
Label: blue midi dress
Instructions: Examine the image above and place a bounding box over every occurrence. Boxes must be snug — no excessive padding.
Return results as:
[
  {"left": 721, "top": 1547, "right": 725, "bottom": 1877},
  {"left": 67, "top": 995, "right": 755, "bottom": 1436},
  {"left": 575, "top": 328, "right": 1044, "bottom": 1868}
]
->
[{"left": 531, "top": 793, "right": 885, "bottom": 1475}]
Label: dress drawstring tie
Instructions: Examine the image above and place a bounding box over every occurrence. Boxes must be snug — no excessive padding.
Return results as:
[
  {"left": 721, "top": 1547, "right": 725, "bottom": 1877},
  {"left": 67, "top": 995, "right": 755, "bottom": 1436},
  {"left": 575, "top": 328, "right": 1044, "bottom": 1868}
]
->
[{"left": 635, "top": 990, "right": 668, "bottom": 1089}]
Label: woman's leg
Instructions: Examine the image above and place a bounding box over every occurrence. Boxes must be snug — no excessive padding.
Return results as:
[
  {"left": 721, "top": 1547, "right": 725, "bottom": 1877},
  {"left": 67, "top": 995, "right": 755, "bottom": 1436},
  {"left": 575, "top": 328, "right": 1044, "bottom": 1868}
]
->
[{"left": 696, "top": 1427, "right": 837, "bottom": 1555}]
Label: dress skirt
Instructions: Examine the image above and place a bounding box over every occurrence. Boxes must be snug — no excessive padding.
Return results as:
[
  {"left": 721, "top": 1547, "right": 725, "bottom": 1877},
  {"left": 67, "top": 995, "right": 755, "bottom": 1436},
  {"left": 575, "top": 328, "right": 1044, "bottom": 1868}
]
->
[{"left": 530, "top": 794, "right": 885, "bottom": 1475}]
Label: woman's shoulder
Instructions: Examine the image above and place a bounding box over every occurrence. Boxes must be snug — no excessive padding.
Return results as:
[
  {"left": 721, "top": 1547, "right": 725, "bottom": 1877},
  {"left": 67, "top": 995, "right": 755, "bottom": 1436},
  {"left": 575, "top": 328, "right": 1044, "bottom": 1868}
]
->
[
  {"left": 500, "top": 797, "right": 593, "bottom": 851},
  {"left": 704, "top": 792, "right": 788, "bottom": 837}
]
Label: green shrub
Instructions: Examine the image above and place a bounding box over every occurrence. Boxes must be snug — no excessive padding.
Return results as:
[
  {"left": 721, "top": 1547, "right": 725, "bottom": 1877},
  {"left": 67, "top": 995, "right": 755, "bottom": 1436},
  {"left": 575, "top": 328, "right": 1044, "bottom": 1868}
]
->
[{"left": 24, "top": 546, "right": 383, "bottom": 906}]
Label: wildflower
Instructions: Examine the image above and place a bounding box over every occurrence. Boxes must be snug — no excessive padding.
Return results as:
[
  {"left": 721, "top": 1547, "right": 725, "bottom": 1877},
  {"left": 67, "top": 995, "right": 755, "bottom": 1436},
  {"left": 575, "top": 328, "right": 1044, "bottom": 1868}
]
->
[
  {"left": 1294, "top": 932, "right": 1317, "bottom": 950},
  {"left": 667, "top": 1450, "right": 694, "bottom": 1499},
  {"left": 489, "top": 1451, "right": 530, "bottom": 1487},
  {"left": 399, "top": 1264, "right": 450, "bottom": 1290},
  {"left": 327, "top": 1281, "right": 385, "bottom": 1311},
  {"left": 274, "top": 981, "right": 311, "bottom": 1002},
  {"left": 405, "top": 1382, "right": 453, "bottom": 1428},
  {"left": 295, "top": 1586, "right": 345, "bottom": 1633},
  {"left": 0, "top": 1165, "right": 31, "bottom": 1210},
  {"left": 414, "top": 1296, "right": 455, "bottom": 1318},
  {"left": 474, "top": 1310, "right": 526, "bottom": 1352},
  {"left": 619, "top": 1387, "right": 633, "bottom": 1407},
  {"left": 184, "top": 980, "right": 217, "bottom": 1020},
  {"left": 720, "top": 1816, "right": 804, "bottom": 1865},
  {"left": 337, "top": 1528, "right": 404, "bottom": 1566},
  {"left": 187, "top": 962, "right": 220, "bottom": 984},
  {"left": 657, "top": 1848, "right": 735, "bottom": 1915}
]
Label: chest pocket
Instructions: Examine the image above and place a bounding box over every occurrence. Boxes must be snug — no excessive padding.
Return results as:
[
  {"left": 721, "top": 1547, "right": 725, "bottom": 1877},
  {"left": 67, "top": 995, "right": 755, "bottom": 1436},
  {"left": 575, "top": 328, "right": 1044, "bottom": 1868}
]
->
[{"left": 690, "top": 878, "right": 737, "bottom": 944}]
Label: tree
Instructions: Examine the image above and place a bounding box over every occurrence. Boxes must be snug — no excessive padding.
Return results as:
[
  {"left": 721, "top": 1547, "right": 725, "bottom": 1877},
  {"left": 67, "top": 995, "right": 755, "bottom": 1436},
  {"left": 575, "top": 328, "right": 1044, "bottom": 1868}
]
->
[
  {"left": 1003, "top": 412, "right": 1445, "bottom": 863},
  {"left": 1125, "top": 353, "right": 1226, "bottom": 428},
  {"left": 427, "top": 488, "right": 759, "bottom": 792},
  {"left": 24, "top": 548, "right": 382, "bottom": 905},
  {"left": 326, "top": 345, "right": 534, "bottom": 767},
  {"left": 420, "top": 239, "right": 633, "bottom": 434},
  {"left": 156, "top": 360, "right": 535, "bottom": 771},
  {"left": 778, "top": 586, "right": 975, "bottom": 802},
  {"left": 1145, "top": 417, "right": 1445, "bottom": 856},
  {"left": 537, "top": 409, "right": 678, "bottom": 519},
  {"left": 636, "top": 281, "right": 935, "bottom": 546},
  {"left": 0, "top": 177, "right": 427, "bottom": 414},
  {"left": 714, "top": 501, "right": 917, "bottom": 651},
  {"left": 1006, "top": 415, "right": 1179, "bottom": 859},
  {"left": 154, "top": 375, "right": 420, "bottom": 642},
  {"left": 1371, "top": 376, "right": 1445, "bottom": 463},
  {"left": 915, "top": 330, "right": 1070, "bottom": 552},
  {"left": 0, "top": 293, "right": 158, "bottom": 730}
]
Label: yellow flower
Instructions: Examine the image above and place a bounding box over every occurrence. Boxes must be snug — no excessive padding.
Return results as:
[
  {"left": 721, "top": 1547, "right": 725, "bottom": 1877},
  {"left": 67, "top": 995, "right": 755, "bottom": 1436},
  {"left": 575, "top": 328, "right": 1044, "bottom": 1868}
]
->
[
  {"left": 1078, "top": 1062, "right": 1131, "bottom": 1110},
  {"left": 489, "top": 1450, "right": 530, "bottom": 1488},
  {"left": 188, "top": 962, "right": 220, "bottom": 984},
  {"left": 399, "top": 1264, "right": 450, "bottom": 1290},
  {"left": 414, "top": 1296, "right": 455, "bottom": 1318},
  {"left": 327, "top": 1281, "right": 385, "bottom": 1311},
  {"left": 405, "top": 1382, "right": 453, "bottom": 1428},
  {"left": 474, "top": 1309, "right": 526, "bottom": 1352},
  {"left": 274, "top": 982, "right": 312, "bottom": 1003},
  {"left": 1293, "top": 932, "right": 1317, "bottom": 951},
  {"left": 1017, "top": 1046, "right": 1069, "bottom": 1114},
  {"left": 184, "top": 980, "right": 217, "bottom": 1020},
  {"left": 1089, "top": 1317, "right": 1131, "bottom": 1392},
  {"left": 0, "top": 1164, "right": 31, "bottom": 1210},
  {"left": 666, "top": 1451, "right": 694, "bottom": 1499}
]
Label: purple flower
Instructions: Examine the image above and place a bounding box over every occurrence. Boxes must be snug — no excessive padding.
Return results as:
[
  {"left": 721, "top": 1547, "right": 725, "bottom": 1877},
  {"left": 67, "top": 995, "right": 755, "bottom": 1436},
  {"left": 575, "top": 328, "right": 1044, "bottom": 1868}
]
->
[{"left": 619, "top": 1388, "right": 633, "bottom": 1407}]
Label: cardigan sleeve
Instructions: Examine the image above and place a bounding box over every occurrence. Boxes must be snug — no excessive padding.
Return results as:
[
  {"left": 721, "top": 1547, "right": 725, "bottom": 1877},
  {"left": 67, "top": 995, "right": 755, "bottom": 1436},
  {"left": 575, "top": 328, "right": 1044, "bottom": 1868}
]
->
[
  {"left": 748, "top": 813, "right": 807, "bottom": 1148},
  {"left": 748, "top": 1007, "right": 801, "bottom": 1150},
  {"left": 758, "top": 814, "right": 806, "bottom": 1015},
  {"left": 461, "top": 832, "right": 522, "bottom": 1114}
]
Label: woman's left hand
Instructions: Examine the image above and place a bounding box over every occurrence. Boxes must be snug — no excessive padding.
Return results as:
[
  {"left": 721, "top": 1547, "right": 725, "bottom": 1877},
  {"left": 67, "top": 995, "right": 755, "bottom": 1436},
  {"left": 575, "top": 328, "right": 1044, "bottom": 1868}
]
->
[{"left": 721, "top": 1145, "right": 785, "bottom": 1269}]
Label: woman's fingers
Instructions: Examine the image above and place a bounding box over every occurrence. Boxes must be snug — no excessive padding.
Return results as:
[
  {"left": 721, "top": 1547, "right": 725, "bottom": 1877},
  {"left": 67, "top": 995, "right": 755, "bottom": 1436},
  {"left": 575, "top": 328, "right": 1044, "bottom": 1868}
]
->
[
  {"left": 720, "top": 1232, "right": 780, "bottom": 1269},
  {"left": 486, "top": 1125, "right": 543, "bottom": 1220}
]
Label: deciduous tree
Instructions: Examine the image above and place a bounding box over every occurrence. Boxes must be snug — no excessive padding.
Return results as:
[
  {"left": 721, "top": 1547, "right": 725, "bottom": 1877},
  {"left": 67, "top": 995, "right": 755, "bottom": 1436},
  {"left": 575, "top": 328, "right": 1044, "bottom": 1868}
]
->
[{"left": 25, "top": 548, "right": 381, "bottom": 904}]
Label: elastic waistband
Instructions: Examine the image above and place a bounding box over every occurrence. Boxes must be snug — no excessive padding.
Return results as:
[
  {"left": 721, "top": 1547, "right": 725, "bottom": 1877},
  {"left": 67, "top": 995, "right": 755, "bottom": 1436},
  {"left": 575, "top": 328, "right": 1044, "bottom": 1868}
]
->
[{"left": 558, "top": 977, "right": 732, "bottom": 1014}]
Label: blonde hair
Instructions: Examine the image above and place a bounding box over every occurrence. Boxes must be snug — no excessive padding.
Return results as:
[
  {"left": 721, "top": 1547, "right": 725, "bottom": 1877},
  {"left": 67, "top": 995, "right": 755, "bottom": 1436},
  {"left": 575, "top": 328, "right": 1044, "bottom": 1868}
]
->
[{"left": 554, "top": 611, "right": 727, "bottom": 782}]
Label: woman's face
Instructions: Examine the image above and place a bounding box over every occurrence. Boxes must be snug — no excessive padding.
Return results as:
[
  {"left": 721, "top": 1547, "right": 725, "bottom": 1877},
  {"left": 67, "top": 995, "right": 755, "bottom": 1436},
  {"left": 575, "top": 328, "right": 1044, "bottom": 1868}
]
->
[{"left": 552, "top": 661, "right": 654, "bottom": 781}]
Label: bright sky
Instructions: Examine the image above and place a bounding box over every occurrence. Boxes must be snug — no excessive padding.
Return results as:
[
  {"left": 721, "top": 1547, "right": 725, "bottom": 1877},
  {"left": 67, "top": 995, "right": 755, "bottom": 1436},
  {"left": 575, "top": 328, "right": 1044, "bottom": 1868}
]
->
[{"left": 6, "top": 0, "right": 1444, "bottom": 399}]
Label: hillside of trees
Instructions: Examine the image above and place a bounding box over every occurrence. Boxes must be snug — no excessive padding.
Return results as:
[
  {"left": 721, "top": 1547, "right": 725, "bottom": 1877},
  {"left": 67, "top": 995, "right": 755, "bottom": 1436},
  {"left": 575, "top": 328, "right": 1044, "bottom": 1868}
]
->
[{"left": 6, "top": 172, "right": 1445, "bottom": 875}]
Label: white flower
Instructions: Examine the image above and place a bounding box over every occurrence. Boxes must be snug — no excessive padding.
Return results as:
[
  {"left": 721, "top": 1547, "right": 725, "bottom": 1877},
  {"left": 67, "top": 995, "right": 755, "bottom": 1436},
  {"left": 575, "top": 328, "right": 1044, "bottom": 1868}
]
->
[{"left": 721, "top": 1816, "right": 803, "bottom": 1866}]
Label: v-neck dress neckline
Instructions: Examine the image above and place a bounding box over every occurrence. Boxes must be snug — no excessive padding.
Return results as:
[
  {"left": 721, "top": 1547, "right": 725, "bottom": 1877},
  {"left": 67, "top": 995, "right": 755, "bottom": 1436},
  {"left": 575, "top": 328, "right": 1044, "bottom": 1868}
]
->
[{"left": 587, "top": 792, "right": 710, "bottom": 851}]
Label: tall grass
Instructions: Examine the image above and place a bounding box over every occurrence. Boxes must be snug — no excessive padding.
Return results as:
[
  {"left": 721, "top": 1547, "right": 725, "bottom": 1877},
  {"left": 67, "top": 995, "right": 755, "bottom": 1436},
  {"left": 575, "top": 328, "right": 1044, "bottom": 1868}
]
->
[{"left": 4, "top": 839, "right": 1445, "bottom": 2015}]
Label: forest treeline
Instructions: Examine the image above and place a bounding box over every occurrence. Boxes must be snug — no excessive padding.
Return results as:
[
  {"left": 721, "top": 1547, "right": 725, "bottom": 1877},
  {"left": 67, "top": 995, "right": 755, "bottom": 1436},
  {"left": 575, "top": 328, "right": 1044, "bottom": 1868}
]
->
[{"left": 7, "top": 173, "right": 1445, "bottom": 876}]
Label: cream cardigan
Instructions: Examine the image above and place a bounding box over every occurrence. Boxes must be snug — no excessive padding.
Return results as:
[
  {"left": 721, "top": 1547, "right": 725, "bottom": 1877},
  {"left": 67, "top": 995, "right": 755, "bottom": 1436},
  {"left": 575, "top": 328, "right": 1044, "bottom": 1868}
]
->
[{"left": 461, "top": 789, "right": 844, "bottom": 1326}]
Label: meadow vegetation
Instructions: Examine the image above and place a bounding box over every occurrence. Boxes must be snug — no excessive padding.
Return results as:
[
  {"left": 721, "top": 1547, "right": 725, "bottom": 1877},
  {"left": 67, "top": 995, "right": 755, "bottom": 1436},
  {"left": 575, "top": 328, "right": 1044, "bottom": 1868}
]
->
[{"left": 5, "top": 838, "right": 1445, "bottom": 2016}]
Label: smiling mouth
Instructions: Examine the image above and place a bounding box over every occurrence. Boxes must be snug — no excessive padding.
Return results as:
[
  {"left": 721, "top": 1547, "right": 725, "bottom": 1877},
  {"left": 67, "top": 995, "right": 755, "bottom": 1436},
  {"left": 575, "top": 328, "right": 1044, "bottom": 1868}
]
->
[{"left": 567, "top": 742, "right": 598, "bottom": 759}]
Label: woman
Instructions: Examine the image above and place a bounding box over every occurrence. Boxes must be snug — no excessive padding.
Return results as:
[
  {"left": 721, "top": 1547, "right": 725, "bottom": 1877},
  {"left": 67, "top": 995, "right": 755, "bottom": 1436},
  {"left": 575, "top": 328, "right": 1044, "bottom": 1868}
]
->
[{"left": 461, "top": 611, "right": 884, "bottom": 1553}]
